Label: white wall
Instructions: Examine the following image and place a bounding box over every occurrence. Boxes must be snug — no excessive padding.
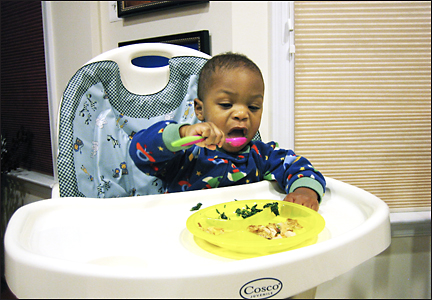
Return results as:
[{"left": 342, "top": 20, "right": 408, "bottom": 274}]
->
[
  {"left": 47, "top": 1, "right": 272, "bottom": 146},
  {"left": 47, "top": 1, "right": 101, "bottom": 116}
]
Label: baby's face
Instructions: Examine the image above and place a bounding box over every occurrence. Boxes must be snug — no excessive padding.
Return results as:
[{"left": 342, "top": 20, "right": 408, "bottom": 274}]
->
[{"left": 195, "top": 67, "right": 264, "bottom": 153}]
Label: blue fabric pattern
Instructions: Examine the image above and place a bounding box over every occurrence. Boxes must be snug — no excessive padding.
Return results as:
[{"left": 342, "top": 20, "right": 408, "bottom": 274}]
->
[{"left": 58, "top": 57, "right": 208, "bottom": 197}]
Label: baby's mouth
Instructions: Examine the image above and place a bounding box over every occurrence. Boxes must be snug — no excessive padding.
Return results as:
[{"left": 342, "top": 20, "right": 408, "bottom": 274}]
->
[{"left": 227, "top": 128, "right": 247, "bottom": 138}]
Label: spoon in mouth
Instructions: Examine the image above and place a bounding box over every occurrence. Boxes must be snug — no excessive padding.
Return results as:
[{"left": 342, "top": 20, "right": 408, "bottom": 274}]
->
[
  {"left": 226, "top": 137, "right": 248, "bottom": 147},
  {"left": 172, "top": 136, "right": 247, "bottom": 148}
]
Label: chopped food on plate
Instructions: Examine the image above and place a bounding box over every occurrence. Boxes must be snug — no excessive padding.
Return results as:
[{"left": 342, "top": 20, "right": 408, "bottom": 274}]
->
[
  {"left": 198, "top": 223, "right": 227, "bottom": 235},
  {"left": 197, "top": 218, "right": 302, "bottom": 240},
  {"left": 247, "top": 218, "right": 303, "bottom": 240}
]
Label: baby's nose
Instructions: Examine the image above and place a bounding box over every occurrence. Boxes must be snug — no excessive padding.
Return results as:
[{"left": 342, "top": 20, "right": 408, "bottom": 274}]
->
[{"left": 233, "top": 107, "right": 248, "bottom": 121}]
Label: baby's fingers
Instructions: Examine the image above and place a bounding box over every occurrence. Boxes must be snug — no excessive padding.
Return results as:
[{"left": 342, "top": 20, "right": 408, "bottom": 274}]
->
[
  {"left": 198, "top": 124, "right": 225, "bottom": 149},
  {"left": 283, "top": 194, "right": 319, "bottom": 211}
]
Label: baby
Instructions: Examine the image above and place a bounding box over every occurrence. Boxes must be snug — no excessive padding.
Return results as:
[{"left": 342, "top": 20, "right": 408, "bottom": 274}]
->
[{"left": 129, "top": 52, "right": 325, "bottom": 211}]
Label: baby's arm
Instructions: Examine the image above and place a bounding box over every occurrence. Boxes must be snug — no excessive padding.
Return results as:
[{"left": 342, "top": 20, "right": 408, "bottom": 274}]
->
[
  {"left": 263, "top": 147, "right": 325, "bottom": 212},
  {"left": 129, "top": 121, "right": 225, "bottom": 175},
  {"left": 129, "top": 121, "right": 184, "bottom": 176}
]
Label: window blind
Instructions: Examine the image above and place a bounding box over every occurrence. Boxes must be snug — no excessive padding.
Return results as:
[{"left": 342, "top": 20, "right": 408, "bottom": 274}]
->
[
  {"left": 1, "top": 2, "right": 53, "bottom": 175},
  {"left": 294, "top": 1, "right": 431, "bottom": 211}
]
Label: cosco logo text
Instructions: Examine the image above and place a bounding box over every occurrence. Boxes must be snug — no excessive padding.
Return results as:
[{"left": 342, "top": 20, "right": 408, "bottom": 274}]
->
[{"left": 239, "top": 278, "right": 283, "bottom": 299}]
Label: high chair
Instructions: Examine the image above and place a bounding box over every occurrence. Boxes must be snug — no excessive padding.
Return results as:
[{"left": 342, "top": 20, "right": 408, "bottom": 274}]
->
[{"left": 5, "top": 43, "right": 391, "bottom": 299}]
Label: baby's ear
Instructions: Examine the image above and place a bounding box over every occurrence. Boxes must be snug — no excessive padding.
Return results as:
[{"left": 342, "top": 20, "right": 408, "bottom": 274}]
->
[{"left": 194, "top": 98, "right": 205, "bottom": 121}]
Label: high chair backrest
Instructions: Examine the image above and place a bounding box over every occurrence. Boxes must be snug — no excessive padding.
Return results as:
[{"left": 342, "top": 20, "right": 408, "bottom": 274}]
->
[{"left": 57, "top": 43, "right": 211, "bottom": 198}]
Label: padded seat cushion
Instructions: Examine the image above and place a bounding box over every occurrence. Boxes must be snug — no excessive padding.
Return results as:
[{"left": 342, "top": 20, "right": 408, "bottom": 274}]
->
[{"left": 58, "top": 56, "right": 208, "bottom": 197}]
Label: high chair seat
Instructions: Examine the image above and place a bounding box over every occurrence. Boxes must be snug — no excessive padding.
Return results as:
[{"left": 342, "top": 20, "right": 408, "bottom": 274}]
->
[{"left": 57, "top": 43, "right": 210, "bottom": 197}]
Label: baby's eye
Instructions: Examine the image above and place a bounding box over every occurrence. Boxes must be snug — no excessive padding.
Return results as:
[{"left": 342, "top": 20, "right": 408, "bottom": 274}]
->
[
  {"left": 219, "top": 103, "right": 232, "bottom": 109},
  {"left": 249, "top": 105, "right": 261, "bottom": 111}
]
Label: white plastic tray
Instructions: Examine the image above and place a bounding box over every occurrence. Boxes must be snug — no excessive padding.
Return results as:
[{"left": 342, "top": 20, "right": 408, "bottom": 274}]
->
[{"left": 5, "top": 177, "right": 391, "bottom": 298}]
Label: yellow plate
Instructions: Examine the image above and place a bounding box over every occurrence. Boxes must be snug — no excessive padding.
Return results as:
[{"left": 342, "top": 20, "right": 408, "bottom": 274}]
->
[{"left": 186, "top": 199, "right": 325, "bottom": 255}]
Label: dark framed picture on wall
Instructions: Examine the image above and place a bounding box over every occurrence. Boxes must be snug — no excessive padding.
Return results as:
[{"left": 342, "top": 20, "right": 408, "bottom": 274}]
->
[
  {"left": 119, "top": 30, "right": 210, "bottom": 54},
  {"left": 117, "top": 1, "right": 209, "bottom": 18},
  {"left": 118, "top": 30, "right": 210, "bottom": 68}
]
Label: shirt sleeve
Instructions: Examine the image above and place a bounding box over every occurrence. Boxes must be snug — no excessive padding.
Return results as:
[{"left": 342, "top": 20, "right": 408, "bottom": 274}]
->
[
  {"left": 262, "top": 144, "right": 326, "bottom": 202},
  {"left": 129, "top": 120, "right": 188, "bottom": 177}
]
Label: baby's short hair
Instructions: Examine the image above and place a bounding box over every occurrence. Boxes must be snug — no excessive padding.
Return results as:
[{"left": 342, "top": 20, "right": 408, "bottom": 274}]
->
[{"left": 197, "top": 52, "right": 263, "bottom": 101}]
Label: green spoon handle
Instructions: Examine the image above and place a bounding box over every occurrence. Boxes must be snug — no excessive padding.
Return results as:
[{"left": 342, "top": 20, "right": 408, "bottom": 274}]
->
[{"left": 171, "top": 135, "right": 204, "bottom": 147}]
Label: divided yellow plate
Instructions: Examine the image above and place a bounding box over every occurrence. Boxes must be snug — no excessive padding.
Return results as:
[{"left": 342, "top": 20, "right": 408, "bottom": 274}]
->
[{"left": 186, "top": 199, "right": 325, "bottom": 255}]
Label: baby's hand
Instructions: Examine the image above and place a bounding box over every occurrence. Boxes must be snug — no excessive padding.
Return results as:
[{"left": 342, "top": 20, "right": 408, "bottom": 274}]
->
[
  {"left": 283, "top": 187, "right": 319, "bottom": 211},
  {"left": 180, "top": 122, "right": 225, "bottom": 150}
]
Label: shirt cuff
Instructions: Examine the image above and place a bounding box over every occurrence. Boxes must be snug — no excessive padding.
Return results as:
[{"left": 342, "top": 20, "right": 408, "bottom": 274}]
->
[
  {"left": 288, "top": 177, "right": 325, "bottom": 203},
  {"left": 163, "top": 123, "right": 190, "bottom": 152}
]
